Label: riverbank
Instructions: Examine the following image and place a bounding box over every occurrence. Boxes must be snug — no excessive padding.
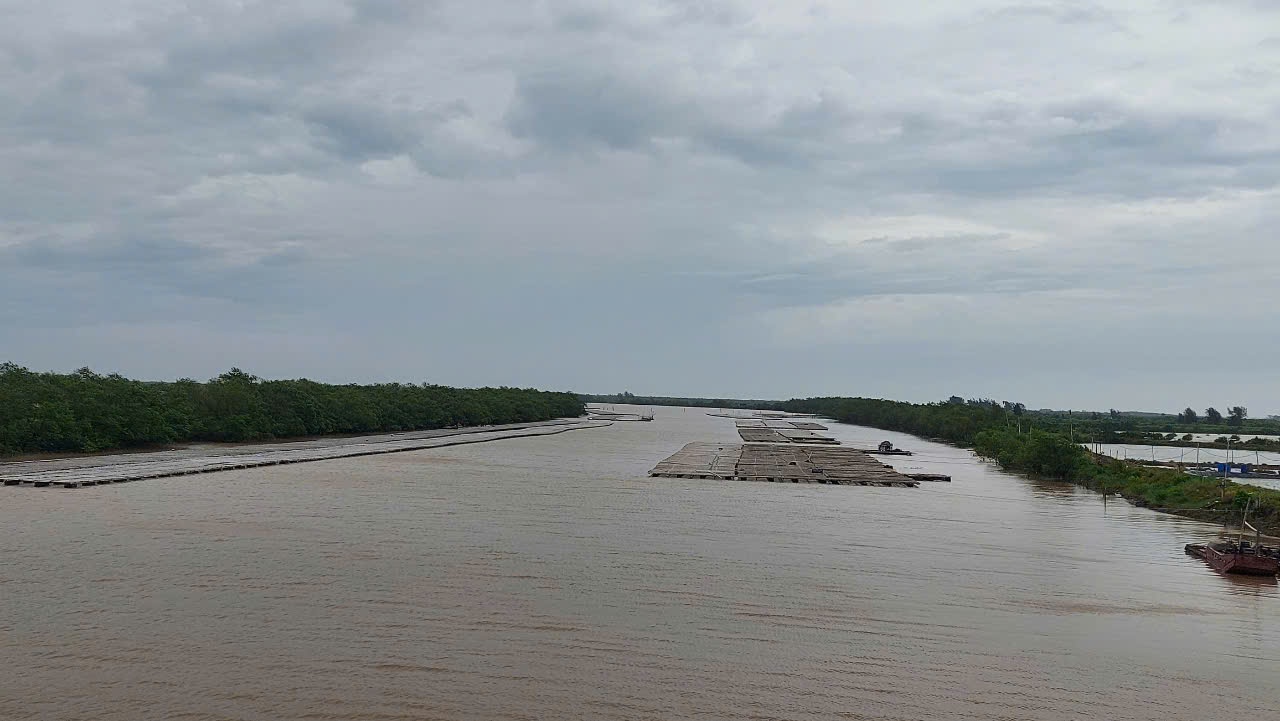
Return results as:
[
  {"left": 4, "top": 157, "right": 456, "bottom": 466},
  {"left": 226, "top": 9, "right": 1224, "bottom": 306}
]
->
[
  {"left": 1075, "top": 455, "right": 1280, "bottom": 535},
  {"left": 785, "top": 397, "right": 1280, "bottom": 536}
]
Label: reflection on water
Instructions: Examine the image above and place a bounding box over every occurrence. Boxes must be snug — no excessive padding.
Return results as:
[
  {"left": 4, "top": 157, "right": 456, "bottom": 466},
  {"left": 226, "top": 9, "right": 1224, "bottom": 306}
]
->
[{"left": 1, "top": 407, "right": 1277, "bottom": 721}]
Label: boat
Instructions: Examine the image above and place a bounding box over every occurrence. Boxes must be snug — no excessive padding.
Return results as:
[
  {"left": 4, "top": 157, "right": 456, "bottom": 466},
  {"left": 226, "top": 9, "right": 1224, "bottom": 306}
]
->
[
  {"left": 1184, "top": 501, "right": 1279, "bottom": 576},
  {"left": 867, "top": 440, "right": 913, "bottom": 456},
  {"left": 1184, "top": 541, "right": 1279, "bottom": 576}
]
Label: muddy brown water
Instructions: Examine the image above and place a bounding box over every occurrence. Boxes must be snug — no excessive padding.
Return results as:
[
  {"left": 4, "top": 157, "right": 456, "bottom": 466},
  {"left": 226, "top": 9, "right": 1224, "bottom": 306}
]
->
[{"left": 2, "top": 407, "right": 1276, "bottom": 720}]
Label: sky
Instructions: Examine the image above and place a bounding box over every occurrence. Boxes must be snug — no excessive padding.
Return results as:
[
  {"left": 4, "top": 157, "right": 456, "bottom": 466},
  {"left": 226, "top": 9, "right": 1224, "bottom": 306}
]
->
[{"left": 2, "top": 1, "right": 1279, "bottom": 414}]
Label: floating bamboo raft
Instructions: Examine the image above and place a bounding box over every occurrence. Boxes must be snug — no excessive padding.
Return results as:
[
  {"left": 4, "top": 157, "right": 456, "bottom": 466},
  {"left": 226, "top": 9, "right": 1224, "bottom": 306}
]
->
[
  {"left": 734, "top": 419, "right": 839, "bottom": 444},
  {"left": 734, "top": 419, "right": 828, "bottom": 430},
  {"left": 0, "top": 420, "right": 609, "bottom": 489},
  {"left": 706, "top": 412, "right": 823, "bottom": 420},
  {"left": 788, "top": 421, "right": 829, "bottom": 431},
  {"left": 650, "top": 442, "right": 947, "bottom": 487}
]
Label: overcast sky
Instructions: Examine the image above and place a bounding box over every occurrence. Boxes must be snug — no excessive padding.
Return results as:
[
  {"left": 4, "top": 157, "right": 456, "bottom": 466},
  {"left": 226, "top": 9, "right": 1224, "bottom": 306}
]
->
[{"left": 3, "top": 1, "right": 1278, "bottom": 413}]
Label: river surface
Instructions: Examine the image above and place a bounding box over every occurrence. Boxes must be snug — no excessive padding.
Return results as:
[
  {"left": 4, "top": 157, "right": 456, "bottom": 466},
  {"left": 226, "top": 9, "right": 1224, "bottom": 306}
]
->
[{"left": 3, "top": 407, "right": 1277, "bottom": 720}]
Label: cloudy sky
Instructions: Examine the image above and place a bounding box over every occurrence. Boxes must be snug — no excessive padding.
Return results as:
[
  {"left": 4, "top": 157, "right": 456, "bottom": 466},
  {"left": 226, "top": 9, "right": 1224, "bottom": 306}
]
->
[{"left": 3, "top": 1, "right": 1278, "bottom": 413}]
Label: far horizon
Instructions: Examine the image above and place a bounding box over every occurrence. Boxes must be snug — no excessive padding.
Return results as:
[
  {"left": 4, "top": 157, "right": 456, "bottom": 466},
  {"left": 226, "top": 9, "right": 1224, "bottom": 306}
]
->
[
  {"left": 586, "top": 394, "right": 1278, "bottom": 421},
  {"left": 5, "top": 359, "right": 1274, "bottom": 420}
]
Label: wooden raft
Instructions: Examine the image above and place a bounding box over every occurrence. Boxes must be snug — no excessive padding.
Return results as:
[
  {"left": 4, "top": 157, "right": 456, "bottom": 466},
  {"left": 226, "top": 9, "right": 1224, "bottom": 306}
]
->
[
  {"left": 650, "top": 443, "right": 945, "bottom": 487},
  {"left": 734, "top": 419, "right": 839, "bottom": 445},
  {"left": 706, "top": 412, "right": 823, "bottom": 420},
  {"left": 734, "top": 419, "right": 828, "bottom": 430},
  {"left": 0, "top": 421, "right": 608, "bottom": 489}
]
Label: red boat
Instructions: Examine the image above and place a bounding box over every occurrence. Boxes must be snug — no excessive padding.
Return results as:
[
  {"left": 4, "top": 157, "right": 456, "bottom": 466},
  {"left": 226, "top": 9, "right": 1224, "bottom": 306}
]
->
[
  {"left": 1185, "top": 542, "right": 1279, "bottom": 576},
  {"left": 1185, "top": 505, "right": 1279, "bottom": 576}
]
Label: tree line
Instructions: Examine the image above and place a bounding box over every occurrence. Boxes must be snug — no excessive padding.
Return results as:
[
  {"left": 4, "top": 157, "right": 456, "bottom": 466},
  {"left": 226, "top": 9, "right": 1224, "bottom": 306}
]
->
[
  {"left": 1176, "top": 406, "right": 1248, "bottom": 426},
  {"left": 784, "top": 395, "right": 1280, "bottom": 534},
  {"left": 580, "top": 392, "right": 786, "bottom": 411},
  {"left": 0, "top": 363, "right": 584, "bottom": 457}
]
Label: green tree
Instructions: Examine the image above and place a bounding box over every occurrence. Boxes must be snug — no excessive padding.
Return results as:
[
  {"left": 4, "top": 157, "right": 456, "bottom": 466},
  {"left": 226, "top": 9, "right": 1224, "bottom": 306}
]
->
[
  {"left": 1205, "top": 407, "right": 1223, "bottom": 424},
  {"left": 1228, "top": 406, "right": 1247, "bottom": 427},
  {"left": 0, "top": 363, "right": 586, "bottom": 457}
]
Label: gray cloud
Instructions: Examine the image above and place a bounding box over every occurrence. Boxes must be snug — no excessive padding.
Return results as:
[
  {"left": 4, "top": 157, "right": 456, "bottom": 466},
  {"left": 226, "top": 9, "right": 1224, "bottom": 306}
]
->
[
  {"left": 982, "top": 2, "right": 1122, "bottom": 26},
  {"left": 304, "top": 101, "right": 432, "bottom": 160},
  {"left": 2, "top": 0, "right": 1280, "bottom": 412},
  {"left": 13, "top": 234, "right": 210, "bottom": 271},
  {"left": 506, "top": 68, "right": 674, "bottom": 150}
]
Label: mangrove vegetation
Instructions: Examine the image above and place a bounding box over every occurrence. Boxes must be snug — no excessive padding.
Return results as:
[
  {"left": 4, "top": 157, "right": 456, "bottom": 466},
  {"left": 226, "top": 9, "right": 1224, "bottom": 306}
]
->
[
  {"left": 784, "top": 396, "right": 1280, "bottom": 534},
  {"left": 0, "top": 363, "right": 584, "bottom": 457},
  {"left": 581, "top": 392, "right": 785, "bottom": 411}
]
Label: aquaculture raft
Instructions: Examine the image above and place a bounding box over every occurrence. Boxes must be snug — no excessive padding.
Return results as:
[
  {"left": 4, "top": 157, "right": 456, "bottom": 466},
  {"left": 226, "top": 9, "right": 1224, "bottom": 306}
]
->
[
  {"left": 0, "top": 421, "right": 609, "bottom": 489},
  {"left": 649, "top": 443, "right": 949, "bottom": 487},
  {"left": 733, "top": 419, "right": 840, "bottom": 445}
]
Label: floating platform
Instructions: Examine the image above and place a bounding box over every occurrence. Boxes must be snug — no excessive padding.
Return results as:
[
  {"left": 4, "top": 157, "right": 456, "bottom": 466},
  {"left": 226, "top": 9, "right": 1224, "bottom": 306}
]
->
[
  {"left": 584, "top": 406, "right": 654, "bottom": 422},
  {"left": 736, "top": 428, "right": 840, "bottom": 444},
  {"left": 0, "top": 420, "right": 609, "bottom": 489},
  {"left": 734, "top": 419, "right": 839, "bottom": 445},
  {"left": 734, "top": 419, "right": 828, "bottom": 431},
  {"left": 706, "top": 412, "right": 823, "bottom": 420},
  {"left": 649, "top": 443, "right": 949, "bottom": 487}
]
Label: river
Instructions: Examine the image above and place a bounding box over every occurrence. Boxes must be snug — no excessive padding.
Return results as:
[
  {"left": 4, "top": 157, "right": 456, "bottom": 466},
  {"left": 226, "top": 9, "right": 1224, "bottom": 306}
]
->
[{"left": 2, "top": 407, "right": 1276, "bottom": 720}]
